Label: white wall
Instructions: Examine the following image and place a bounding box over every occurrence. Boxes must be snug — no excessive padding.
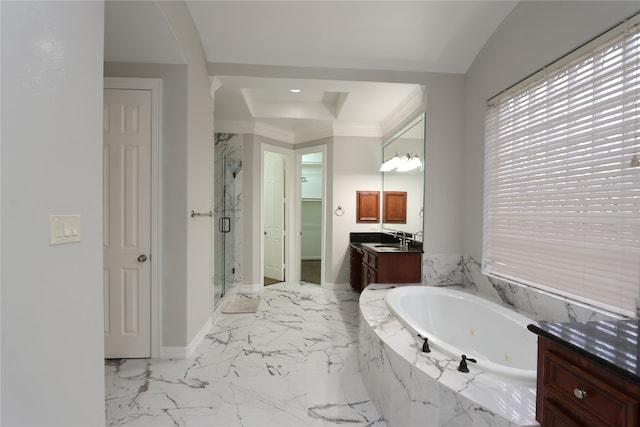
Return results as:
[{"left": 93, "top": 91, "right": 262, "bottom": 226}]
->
[
  {"left": 1, "top": 1, "right": 105, "bottom": 425},
  {"left": 301, "top": 162, "right": 323, "bottom": 259},
  {"left": 330, "top": 136, "right": 383, "bottom": 284},
  {"left": 301, "top": 201, "right": 322, "bottom": 259},
  {"left": 462, "top": 1, "right": 640, "bottom": 259},
  {"left": 156, "top": 2, "right": 214, "bottom": 346},
  {"left": 241, "top": 134, "right": 262, "bottom": 287}
]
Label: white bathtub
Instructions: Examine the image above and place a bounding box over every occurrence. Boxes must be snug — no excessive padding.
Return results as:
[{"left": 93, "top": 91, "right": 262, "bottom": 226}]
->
[{"left": 385, "top": 285, "right": 538, "bottom": 382}]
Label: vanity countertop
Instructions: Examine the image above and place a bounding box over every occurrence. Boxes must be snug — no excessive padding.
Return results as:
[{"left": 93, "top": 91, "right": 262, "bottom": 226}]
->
[
  {"left": 528, "top": 319, "right": 640, "bottom": 383},
  {"left": 359, "top": 242, "right": 423, "bottom": 253},
  {"left": 349, "top": 232, "right": 423, "bottom": 253}
]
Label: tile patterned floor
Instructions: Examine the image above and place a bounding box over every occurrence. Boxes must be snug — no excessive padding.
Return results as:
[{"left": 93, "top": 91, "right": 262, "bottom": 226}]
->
[{"left": 105, "top": 282, "right": 386, "bottom": 426}]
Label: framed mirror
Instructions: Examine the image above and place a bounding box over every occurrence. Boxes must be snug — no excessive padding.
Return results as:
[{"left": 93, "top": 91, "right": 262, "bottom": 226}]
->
[{"left": 381, "top": 113, "right": 425, "bottom": 239}]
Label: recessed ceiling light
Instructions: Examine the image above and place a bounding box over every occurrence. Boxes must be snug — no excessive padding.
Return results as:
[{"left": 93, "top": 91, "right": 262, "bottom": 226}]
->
[{"left": 289, "top": 89, "right": 301, "bottom": 93}]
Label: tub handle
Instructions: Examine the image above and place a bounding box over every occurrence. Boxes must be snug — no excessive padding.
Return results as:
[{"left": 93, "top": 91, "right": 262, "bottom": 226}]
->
[
  {"left": 457, "top": 354, "right": 477, "bottom": 373},
  {"left": 417, "top": 335, "right": 431, "bottom": 353},
  {"left": 573, "top": 388, "right": 587, "bottom": 400}
]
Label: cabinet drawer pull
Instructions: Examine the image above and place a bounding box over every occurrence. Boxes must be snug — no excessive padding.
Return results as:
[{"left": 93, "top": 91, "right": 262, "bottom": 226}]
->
[{"left": 573, "top": 388, "right": 587, "bottom": 399}]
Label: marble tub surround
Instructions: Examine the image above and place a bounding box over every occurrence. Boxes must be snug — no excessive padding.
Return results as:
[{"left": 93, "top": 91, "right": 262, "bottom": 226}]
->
[
  {"left": 359, "top": 287, "right": 538, "bottom": 427},
  {"left": 461, "top": 256, "right": 623, "bottom": 323},
  {"left": 422, "top": 253, "right": 462, "bottom": 286},
  {"left": 106, "top": 282, "right": 386, "bottom": 427}
]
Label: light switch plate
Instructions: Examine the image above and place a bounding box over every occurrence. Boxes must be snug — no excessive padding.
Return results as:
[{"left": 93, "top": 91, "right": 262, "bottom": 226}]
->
[{"left": 50, "top": 215, "right": 81, "bottom": 245}]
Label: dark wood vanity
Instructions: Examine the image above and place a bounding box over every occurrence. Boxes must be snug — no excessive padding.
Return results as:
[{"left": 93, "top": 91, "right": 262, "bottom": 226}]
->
[
  {"left": 528, "top": 320, "right": 640, "bottom": 427},
  {"left": 349, "top": 232, "right": 422, "bottom": 292}
]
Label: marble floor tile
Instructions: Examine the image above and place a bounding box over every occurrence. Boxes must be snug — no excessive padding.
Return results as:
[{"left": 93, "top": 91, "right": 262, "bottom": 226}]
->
[{"left": 106, "top": 282, "right": 386, "bottom": 427}]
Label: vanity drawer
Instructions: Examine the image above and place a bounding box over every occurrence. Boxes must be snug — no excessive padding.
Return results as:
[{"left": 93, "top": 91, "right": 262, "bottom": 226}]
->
[
  {"left": 545, "top": 352, "right": 635, "bottom": 425},
  {"left": 537, "top": 338, "right": 640, "bottom": 427},
  {"left": 362, "top": 250, "right": 378, "bottom": 269},
  {"left": 541, "top": 398, "right": 607, "bottom": 427}
]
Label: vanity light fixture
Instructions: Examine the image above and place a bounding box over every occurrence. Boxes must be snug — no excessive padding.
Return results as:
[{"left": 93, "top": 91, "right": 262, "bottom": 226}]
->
[
  {"left": 397, "top": 154, "right": 422, "bottom": 172},
  {"left": 381, "top": 153, "right": 421, "bottom": 172},
  {"left": 289, "top": 89, "right": 302, "bottom": 93},
  {"left": 380, "top": 154, "right": 402, "bottom": 171}
]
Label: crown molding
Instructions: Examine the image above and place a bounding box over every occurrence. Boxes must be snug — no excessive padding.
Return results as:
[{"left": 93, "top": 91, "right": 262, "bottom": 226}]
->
[{"left": 380, "top": 85, "right": 425, "bottom": 139}]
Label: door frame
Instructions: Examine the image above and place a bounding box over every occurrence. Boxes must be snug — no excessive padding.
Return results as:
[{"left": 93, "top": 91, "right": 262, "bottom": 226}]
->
[
  {"left": 104, "top": 77, "right": 162, "bottom": 358},
  {"left": 294, "top": 145, "right": 327, "bottom": 285},
  {"left": 260, "top": 143, "right": 295, "bottom": 286}
]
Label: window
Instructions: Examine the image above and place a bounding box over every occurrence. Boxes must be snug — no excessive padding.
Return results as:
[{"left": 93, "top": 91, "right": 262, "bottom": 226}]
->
[{"left": 484, "top": 15, "right": 640, "bottom": 316}]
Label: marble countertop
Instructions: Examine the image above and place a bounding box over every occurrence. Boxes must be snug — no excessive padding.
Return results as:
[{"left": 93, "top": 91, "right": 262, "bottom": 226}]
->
[
  {"left": 359, "top": 242, "right": 423, "bottom": 254},
  {"left": 528, "top": 320, "right": 640, "bottom": 383}
]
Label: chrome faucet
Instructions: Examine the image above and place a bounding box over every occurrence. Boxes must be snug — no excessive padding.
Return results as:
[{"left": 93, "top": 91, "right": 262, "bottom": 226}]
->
[{"left": 394, "top": 231, "right": 408, "bottom": 249}]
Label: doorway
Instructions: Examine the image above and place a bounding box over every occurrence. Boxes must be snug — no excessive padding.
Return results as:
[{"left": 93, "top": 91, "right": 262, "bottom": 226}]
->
[
  {"left": 298, "top": 148, "right": 325, "bottom": 285},
  {"left": 103, "top": 77, "right": 161, "bottom": 359},
  {"left": 263, "top": 150, "right": 287, "bottom": 285}
]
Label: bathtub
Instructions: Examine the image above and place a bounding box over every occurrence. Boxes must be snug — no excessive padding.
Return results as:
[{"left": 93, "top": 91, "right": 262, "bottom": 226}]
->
[
  {"left": 385, "top": 285, "right": 538, "bottom": 382},
  {"left": 359, "top": 286, "right": 539, "bottom": 427}
]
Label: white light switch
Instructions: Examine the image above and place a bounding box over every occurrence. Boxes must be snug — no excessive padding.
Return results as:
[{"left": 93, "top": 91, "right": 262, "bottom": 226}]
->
[{"left": 50, "top": 215, "right": 81, "bottom": 245}]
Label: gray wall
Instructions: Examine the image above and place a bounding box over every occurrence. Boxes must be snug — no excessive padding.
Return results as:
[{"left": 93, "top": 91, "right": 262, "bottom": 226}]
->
[
  {"left": 462, "top": 1, "right": 640, "bottom": 259},
  {"left": 1, "top": 1, "right": 106, "bottom": 425},
  {"left": 157, "top": 1, "right": 214, "bottom": 346}
]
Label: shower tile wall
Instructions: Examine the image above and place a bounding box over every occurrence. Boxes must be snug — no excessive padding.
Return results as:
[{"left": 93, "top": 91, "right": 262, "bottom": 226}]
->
[{"left": 214, "top": 133, "right": 243, "bottom": 296}]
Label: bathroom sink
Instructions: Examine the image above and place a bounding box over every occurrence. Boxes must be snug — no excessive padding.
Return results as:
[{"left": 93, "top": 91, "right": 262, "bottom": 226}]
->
[{"left": 374, "top": 244, "right": 401, "bottom": 248}]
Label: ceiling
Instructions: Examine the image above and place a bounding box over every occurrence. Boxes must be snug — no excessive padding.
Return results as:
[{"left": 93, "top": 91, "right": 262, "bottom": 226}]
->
[{"left": 104, "top": 1, "right": 518, "bottom": 143}]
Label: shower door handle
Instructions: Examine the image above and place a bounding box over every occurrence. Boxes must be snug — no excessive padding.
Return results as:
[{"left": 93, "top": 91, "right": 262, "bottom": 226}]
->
[{"left": 219, "top": 217, "right": 231, "bottom": 233}]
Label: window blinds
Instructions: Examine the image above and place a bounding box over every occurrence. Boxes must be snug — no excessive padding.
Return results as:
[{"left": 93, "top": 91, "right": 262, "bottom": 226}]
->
[{"left": 484, "top": 17, "right": 640, "bottom": 316}]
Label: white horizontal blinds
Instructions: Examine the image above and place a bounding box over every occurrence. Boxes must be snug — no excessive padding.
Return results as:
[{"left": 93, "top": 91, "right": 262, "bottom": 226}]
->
[{"left": 484, "top": 22, "right": 640, "bottom": 316}]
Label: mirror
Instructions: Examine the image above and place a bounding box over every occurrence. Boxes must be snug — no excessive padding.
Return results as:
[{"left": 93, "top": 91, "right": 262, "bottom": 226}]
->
[{"left": 381, "top": 113, "right": 425, "bottom": 239}]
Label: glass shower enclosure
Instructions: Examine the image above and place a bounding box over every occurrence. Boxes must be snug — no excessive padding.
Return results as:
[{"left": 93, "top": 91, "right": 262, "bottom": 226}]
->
[{"left": 213, "top": 133, "right": 242, "bottom": 308}]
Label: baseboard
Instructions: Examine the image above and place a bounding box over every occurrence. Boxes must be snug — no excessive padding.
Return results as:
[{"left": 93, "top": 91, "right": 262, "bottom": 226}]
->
[
  {"left": 321, "top": 282, "right": 351, "bottom": 291},
  {"left": 160, "top": 317, "right": 212, "bottom": 359},
  {"left": 240, "top": 282, "right": 263, "bottom": 293}
]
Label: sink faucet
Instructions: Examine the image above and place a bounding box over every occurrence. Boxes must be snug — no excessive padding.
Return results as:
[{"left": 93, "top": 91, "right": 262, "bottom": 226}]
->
[{"left": 394, "top": 231, "right": 408, "bottom": 249}]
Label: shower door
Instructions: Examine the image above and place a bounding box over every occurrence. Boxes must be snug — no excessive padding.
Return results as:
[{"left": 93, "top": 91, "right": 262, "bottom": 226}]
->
[{"left": 213, "top": 133, "right": 241, "bottom": 308}]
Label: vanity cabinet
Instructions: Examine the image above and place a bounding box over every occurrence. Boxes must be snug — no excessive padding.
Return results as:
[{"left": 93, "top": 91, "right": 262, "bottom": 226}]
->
[
  {"left": 356, "top": 191, "right": 380, "bottom": 223},
  {"left": 349, "top": 244, "right": 363, "bottom": 291},
  {"left": 535, "top": 336, "right": 640, "bottom": 427},
  {"left": 360, "top": 246, "right": 421, "bottom": 291}
]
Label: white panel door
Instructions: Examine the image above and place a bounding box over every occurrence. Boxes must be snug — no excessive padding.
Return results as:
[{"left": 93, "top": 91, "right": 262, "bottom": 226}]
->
[
  {"left": 104, "top": 89, "right": 152, "bottom": 358},
  {"left": 264, "top": 151, "right": 285, "bottom": 281}
]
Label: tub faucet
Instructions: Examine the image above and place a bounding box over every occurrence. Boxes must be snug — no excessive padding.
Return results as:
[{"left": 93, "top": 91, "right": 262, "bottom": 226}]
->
[
  {"left": 417, "top": 334, "right": 431, "bottom": 353},
  {"left": 457, "top": 354, "right": 477, "bottom": 373}
]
